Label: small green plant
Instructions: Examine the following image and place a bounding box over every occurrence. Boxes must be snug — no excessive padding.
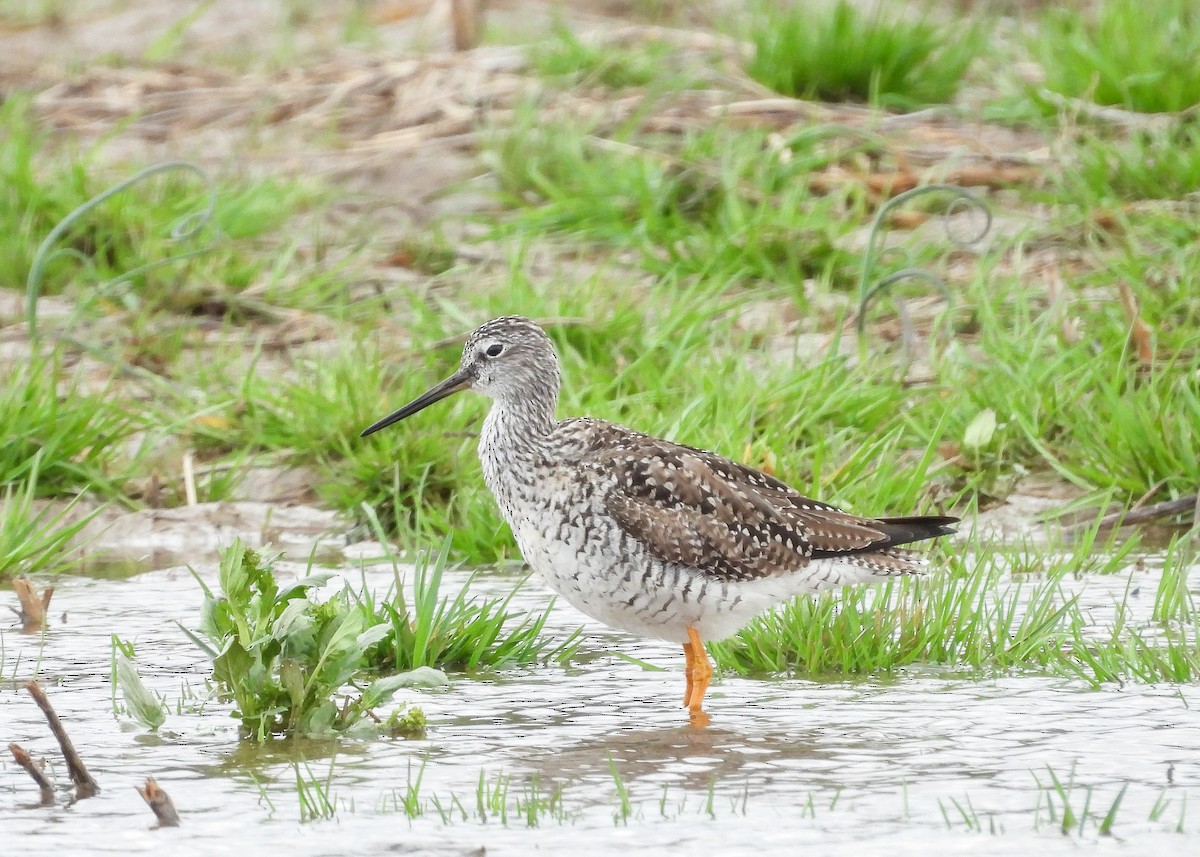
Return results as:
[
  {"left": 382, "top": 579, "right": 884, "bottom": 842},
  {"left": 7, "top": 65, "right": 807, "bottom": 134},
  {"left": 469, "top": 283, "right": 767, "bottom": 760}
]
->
[
  {"left": 938, "top": 793, "right": 987, "bottom": 833},
  {"left": 295, "top": 759, "right": 339, "bottom": 822},
  {"left": 384, "top": 705, "right": 427, "bottom": 738},
  {"left": 184, "top": 540, "right": 431, "bottom": 739},
  {"left": 387, "top": 758, "right": 429, "bottom": 819},
  {"left": 142, "top": 0, "right": 216, "bottom": 63},
  {"left": 744, "top": 1, "right": 985, "bottom": 108},
  {"left": 1031, "top": 0, "right": 1200, "bottom": 113},
  {"left": 110, "top": 636, "right": 168, "bottom": 731},
  {"left": 1099, "top": 783, "right": 1129, "bottom": 836},
  {"left": 476, "top": 768, "right": 511, "bottom": 824},
  {"left": 1148, "top": 788, "right": 1188, "bottom": 833},
  {"left": 1152, "top": 538, "right": 1195, "bottom": 625},
  {"left": 608, "top": 757, "right": 633, "bottom": 825},
  {"left": 516, "top": 777, "right": 567, "bottom": 828},
  {"left": 1033, "top": 765, "right": 1130, "bottom": 837},
  {"left": 354, "top": 523, "right": 580, "bottom": 673}
]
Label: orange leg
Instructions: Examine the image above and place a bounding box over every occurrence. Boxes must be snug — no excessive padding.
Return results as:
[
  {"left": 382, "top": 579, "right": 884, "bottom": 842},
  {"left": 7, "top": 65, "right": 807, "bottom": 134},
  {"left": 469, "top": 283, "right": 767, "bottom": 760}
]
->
[
  {"left": 682, "top": 640, "right": 696, "bottom": 707},
  {"left": 685, "top": 626, "right": 713, "bottom": 727}
]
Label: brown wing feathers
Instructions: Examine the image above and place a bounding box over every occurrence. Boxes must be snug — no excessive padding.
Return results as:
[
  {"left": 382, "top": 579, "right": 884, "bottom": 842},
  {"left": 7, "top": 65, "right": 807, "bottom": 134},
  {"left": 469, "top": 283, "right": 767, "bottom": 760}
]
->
[{"left": 595, "top": 436, "right": 957, "bottom": 581}]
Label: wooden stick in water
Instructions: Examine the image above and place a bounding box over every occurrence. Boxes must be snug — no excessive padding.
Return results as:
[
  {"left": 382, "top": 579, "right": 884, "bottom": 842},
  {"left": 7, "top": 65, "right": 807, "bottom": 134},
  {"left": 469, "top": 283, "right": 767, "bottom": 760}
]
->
[
  {"left": 1065, "top": 495, "right": 1198, "bottom": 533},
  {"left": 137, "top": 778, "right": 181, "bottom": 827},
  {"left": 8, "top": 743, "right": 55, "bottom": 806},
  {"left": 11, "top": 578, "right": 54, "bottom": 633},
  {"left": 25, "top": 681, "right": 100, "bottom": 799}
]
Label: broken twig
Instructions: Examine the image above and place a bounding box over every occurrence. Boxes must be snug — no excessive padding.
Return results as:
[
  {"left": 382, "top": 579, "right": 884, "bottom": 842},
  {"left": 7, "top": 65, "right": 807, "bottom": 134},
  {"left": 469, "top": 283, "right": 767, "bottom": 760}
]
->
[
  {"left": 449, "top": 0, "right": 483, "bottom": 51},
  {"left": 8, "top": 743, "right": 55, "bottom": 806},
  {"left": 11, "top": 578, "right": 54, "bottom": 633},
  {"left": 1118, "top": 282, "right": 1155, "bottom": 366},
  {"left": 25, "top": 681, "right": 100, "bottom": 799},
  {"left": 136, "top": 778, "right": 181, "bottom": 827},
  {"left": 1065, "top": 495, "right": 1199, "bottom": 533}
]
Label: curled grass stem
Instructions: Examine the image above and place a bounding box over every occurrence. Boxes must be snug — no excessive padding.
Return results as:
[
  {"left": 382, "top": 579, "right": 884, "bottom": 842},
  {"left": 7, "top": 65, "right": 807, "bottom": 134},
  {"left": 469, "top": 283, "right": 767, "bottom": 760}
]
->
[{"left": 25, "top": 160, "right": 217, "bottom": 342}]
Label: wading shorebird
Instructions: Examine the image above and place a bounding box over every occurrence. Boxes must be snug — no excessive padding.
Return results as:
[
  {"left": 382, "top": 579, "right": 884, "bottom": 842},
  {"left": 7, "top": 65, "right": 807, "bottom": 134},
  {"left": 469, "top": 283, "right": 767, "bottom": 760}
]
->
[{"left": 361, "top": 316, "right": 957, "bottom": 726}]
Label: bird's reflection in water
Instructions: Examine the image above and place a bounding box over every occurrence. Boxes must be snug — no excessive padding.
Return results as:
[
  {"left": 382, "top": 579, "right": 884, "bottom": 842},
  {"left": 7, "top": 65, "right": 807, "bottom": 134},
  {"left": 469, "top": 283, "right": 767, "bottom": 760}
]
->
[{"left": 518, "top": 719, "right": 829, "bottom": 793}]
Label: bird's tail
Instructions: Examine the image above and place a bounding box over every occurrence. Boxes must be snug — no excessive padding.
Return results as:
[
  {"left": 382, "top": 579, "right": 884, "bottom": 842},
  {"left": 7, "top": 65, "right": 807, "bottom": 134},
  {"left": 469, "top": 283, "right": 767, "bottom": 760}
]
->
[{"left": 873, "top": 515, "right": 959, "bottom": 547}]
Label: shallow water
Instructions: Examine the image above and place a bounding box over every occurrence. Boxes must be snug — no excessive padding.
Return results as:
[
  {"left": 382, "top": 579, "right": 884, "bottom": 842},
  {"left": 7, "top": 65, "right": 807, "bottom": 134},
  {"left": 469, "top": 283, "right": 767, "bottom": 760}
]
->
[{"left": 2, "top": 560, "right": 1198, "bottom": 856}]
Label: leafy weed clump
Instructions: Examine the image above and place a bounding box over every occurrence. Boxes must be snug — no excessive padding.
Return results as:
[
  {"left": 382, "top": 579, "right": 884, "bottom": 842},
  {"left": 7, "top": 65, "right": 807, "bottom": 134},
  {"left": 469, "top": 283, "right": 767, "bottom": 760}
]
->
[
  {"left": 186, "top": 540, "right": 434, "bottom": 740},
  {"left": 186, "top": 535, "right": 577, "bottom": 738}
]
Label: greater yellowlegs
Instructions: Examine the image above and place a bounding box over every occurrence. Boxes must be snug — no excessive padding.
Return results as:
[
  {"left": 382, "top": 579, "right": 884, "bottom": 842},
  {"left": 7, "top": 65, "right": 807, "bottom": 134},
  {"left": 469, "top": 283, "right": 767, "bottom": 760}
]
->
[{"left": 362, "top": 316, "right": 957, "bottom": 726}]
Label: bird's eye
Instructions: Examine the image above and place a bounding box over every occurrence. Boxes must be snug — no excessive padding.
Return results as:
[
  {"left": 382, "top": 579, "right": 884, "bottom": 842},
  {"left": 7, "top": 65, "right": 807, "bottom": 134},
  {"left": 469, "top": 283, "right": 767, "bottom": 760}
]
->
[{"left": 485, "top": 343, "right": 503, "bottom": 357}]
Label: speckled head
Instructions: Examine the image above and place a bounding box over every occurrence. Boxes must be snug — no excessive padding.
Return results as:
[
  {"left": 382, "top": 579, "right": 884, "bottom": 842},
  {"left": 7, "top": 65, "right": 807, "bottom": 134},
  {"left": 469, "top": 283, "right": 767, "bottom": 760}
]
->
[{"left": 360, "top": 316, "right": 560, "bottom": 437}]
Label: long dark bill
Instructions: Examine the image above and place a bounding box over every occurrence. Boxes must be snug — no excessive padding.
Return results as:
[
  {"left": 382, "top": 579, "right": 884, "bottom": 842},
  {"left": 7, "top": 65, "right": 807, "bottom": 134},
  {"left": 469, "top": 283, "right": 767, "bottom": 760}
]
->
[{"left": 360, "top": 369, "right": 472, "bottom": 438}]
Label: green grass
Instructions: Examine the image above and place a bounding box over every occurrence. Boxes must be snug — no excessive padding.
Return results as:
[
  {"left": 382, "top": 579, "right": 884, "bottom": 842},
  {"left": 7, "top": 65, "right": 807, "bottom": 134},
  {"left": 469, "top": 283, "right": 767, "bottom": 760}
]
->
[
  {"left": 2, "top": 0, "right": 1196, "bottom": 666},
  {"left": 484, "top": 111, "right": 859, "bottom": 290},
  {"left": 1065, "top": 122, "right": 1200, "bottom": 201},
  {"left": 713, "top": 525, "right": 1200, "bottom": 684},
  {"left": 294, "top": 759, "right": 339, "bottom": 822},
  {"left": 6, "top": 12, "right": 1200, "bottom": 848},
  {"left": 352, "top": 523, "right": 580, "bottom": 672},
  {"left": 383, "top": 764, "right": 573, "bottom": 825},
  {"left": 1032, "top": 765, "right": 1129, "bottom": 838},
  {"left": 530, "top": 26, "right": 693, "bottom": 90},
  {"left": 0, "top": 0, "right": 67, "bottom": 28},
  {"left": 1031, "top": 0, "right": 1200, "bottom": 113},
  {"left": 0, "top": 454, "right": 97, "bottom": 580},
  {"left": 182, "top": 334, "right": 511, "bottom": 559},
  {"left": 366, "top": 758, "right": 1177, "bottom": 834},
  {"left": 0, "top": 354, "right": 136, "bottom": 497},
  {"left": 378, "top": 762, "right": 747, "bottom": 826},
  {"left": 1, "top": 97, "right": 318, "bottom": 310},
  {"left": 239, "top": 751, "right": 1192, "bottom": 834},
  {"left": 744, "top": 1, "right": 986, "bottom": 108}
]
